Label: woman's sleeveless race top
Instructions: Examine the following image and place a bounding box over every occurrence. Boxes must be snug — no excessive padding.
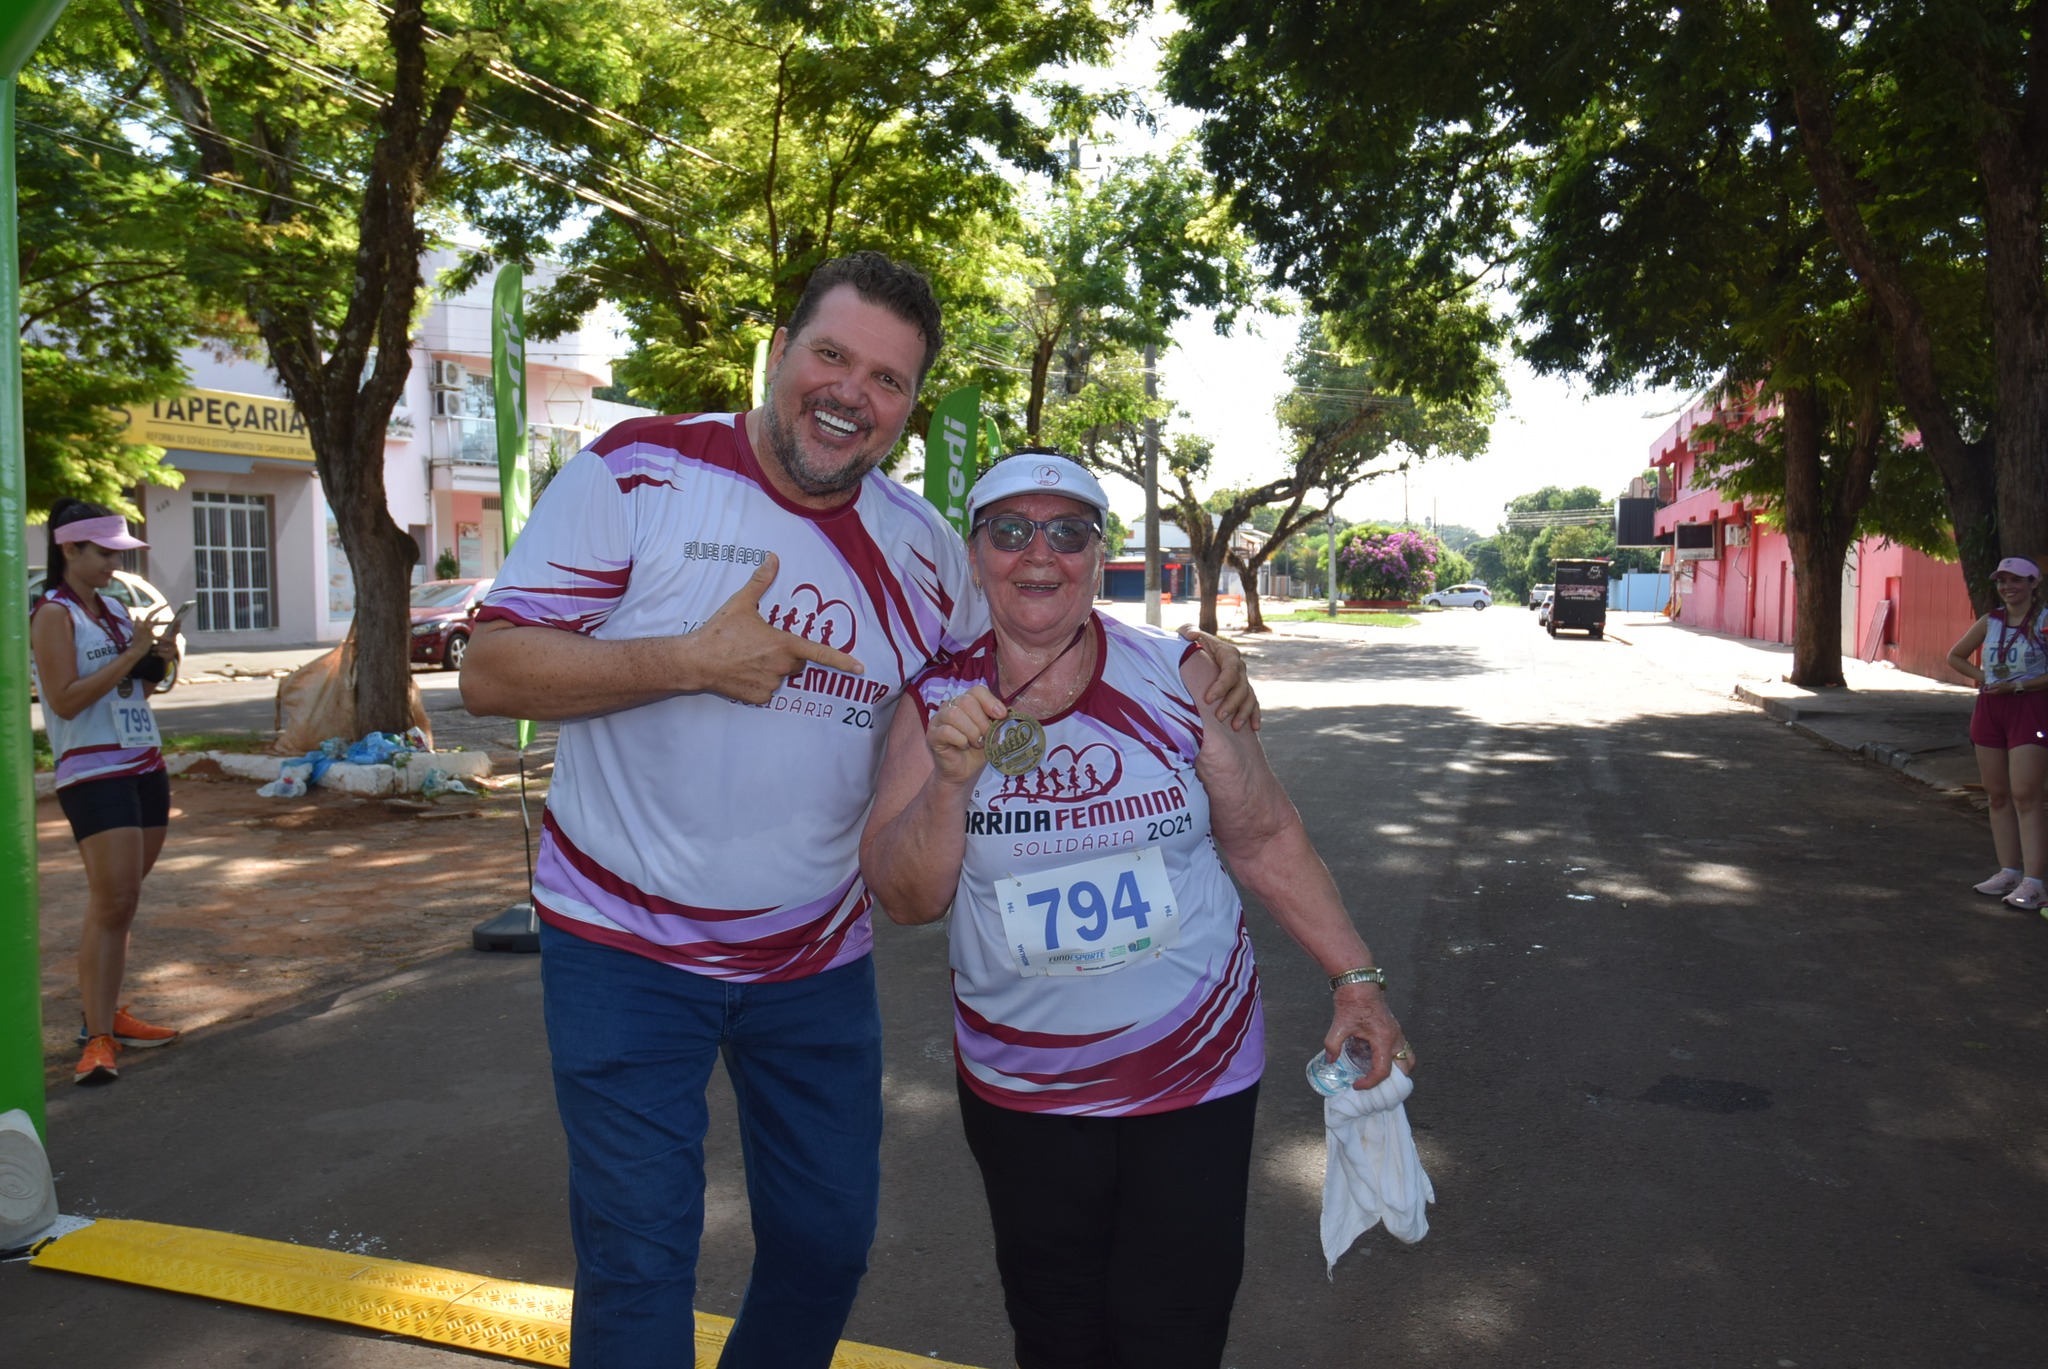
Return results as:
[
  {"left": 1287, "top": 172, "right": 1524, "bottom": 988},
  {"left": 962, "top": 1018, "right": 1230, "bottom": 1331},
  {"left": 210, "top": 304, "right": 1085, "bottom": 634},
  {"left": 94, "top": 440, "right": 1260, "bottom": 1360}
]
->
[
  {"left": 910, "top": 613, "right": 1264, "bottom": 1118},
  {"left": 1983, "top": 607, "right": 2048, "bottom": 688},
  {"left": 31, "top": 585, "right": 164, "bottom": 788}
]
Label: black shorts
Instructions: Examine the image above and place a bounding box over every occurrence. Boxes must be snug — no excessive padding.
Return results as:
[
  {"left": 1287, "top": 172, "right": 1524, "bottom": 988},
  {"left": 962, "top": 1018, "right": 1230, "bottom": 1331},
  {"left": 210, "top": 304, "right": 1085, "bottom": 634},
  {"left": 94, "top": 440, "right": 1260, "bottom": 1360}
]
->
[{"left": 57, "top": 770, "right": 172, "bottom": 842}]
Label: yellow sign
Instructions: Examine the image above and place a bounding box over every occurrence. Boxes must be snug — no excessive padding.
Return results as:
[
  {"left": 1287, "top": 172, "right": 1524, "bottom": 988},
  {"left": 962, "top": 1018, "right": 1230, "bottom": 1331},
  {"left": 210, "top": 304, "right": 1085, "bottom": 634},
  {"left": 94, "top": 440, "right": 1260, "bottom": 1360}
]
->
[{"left": 116, "top": 387, "right": 315, "bottom": 463}]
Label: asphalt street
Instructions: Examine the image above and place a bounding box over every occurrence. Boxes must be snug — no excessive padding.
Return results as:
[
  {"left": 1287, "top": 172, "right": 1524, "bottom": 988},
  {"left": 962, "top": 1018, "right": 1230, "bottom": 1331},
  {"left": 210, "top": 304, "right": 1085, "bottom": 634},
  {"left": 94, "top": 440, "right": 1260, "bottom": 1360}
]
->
[{"left": 8, "top": 607, "right": 2046, "bottom": 1367}]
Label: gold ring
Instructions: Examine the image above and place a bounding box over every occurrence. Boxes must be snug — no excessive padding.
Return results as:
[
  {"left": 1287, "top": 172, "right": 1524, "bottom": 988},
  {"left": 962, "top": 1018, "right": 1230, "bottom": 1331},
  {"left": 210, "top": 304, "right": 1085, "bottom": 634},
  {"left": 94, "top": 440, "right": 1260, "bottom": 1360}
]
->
[{"left": 1394, "top": 1047, "right": 1412, "bottom": 1061}]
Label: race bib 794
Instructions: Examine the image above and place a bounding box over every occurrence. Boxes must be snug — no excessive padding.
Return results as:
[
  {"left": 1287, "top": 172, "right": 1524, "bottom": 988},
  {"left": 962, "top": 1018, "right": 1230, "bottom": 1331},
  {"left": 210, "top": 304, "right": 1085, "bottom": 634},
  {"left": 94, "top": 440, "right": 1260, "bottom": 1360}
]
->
[{"left": 993, "top": 846, "right": 1179, "bottom": 978}]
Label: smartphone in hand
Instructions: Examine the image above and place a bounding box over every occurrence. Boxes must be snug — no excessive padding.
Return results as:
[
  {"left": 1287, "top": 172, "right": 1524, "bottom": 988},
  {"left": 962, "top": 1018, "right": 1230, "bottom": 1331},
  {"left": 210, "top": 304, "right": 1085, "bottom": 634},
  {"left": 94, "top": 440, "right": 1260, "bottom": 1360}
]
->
[{"left": 164, "top": 599, "right": 198, "bottom": 638}]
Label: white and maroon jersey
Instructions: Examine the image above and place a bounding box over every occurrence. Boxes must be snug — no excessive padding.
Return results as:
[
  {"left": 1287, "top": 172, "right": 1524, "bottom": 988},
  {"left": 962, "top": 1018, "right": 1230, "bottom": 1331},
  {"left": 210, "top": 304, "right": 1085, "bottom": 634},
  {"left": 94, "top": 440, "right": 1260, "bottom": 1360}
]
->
[
  {"left": 31, "top": 586, "right": 165, "bottom": 788},
  {"left": 912, "top": 613, "right": 1265, "bottom": 1116},
  {"left": 477, "top": 412, "right": 982, "bottom": 981},
  {"left": 1984, "top": 607, "right": 2048, "bottom": 686}
]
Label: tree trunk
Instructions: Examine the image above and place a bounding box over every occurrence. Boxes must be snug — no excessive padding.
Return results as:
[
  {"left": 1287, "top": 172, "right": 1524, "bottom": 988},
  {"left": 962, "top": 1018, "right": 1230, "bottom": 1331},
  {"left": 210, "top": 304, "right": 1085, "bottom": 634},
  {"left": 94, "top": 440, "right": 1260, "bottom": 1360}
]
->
[
  {"left": 1194, "top": 547, "right": 1224, "bottom": 636},
  {"left": 1981, "top": 114, "right": 2048, "bottom": 566},
  {"left": 1777, "top": 379, "right": 1879, "bottom": 688},
  {"left": 1025, "top": 333, "right": 1055, "bottom": 438},
  {"left": 1229, "top": 551, "right": 1271, "bottom": 632}
]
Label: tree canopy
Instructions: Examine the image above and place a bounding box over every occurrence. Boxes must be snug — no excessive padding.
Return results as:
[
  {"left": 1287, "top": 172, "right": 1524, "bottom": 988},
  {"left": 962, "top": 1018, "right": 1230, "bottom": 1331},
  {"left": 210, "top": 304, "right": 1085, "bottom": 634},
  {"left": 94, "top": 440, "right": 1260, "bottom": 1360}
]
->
[{"left": 1165, "top": 0, "right": 2046, "bottom": 627}]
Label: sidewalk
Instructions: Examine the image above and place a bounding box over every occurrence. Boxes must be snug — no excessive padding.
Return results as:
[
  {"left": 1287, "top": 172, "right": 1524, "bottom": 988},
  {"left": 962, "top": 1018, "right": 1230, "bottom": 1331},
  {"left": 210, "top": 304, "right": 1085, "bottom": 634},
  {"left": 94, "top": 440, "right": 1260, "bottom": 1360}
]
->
[{"left": 1587, "top": 611, "right": 1981, "bottom": 795}]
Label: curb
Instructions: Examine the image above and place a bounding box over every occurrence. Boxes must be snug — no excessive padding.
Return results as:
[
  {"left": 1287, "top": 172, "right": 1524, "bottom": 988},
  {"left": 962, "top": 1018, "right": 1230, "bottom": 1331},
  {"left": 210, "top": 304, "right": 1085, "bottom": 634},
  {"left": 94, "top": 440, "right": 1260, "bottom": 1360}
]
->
[
  {"left": 1732, "top": 685, "right": 1973, "bottom": 797},
  {"left": 31, "top": 750, "right": 494, "bottom": 803}
]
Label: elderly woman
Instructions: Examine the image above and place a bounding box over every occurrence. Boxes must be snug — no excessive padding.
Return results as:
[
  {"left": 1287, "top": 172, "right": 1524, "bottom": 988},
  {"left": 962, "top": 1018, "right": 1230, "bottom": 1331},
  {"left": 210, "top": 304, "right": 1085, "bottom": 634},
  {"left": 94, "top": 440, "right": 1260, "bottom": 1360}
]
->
[{"left": 861, "top": 451, "right": 1411, "bottom": 1369}]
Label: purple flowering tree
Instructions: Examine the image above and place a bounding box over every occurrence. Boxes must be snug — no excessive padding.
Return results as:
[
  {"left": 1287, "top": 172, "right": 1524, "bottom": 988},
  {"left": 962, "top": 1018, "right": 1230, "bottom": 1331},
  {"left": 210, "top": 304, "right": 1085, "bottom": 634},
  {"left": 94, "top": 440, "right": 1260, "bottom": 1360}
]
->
[{"left": 1338, "top": 527, "right": 1443, "bottom": 601}]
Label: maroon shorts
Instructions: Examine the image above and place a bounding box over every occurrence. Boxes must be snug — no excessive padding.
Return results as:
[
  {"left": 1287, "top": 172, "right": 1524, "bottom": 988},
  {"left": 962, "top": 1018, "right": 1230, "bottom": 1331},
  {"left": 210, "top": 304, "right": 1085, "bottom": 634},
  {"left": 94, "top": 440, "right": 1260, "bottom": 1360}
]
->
[{"left": 1969, "top": 689, "right": 2048, "bottom": 750}]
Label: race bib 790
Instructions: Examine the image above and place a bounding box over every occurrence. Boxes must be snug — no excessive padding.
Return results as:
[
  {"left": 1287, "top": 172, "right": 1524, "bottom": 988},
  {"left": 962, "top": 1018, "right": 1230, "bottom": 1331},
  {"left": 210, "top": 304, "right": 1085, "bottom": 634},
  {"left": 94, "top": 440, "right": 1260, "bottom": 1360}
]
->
[{"left": 993, "top": 846, "right": 1179, "bottom": 978}]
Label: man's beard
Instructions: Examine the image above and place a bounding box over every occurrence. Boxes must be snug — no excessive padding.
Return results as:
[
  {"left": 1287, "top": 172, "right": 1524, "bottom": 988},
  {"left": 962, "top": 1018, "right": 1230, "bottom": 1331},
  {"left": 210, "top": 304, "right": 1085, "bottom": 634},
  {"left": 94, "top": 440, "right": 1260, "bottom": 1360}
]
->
[{"left": 762, "top": 393, "right": 887, "bottom": 498}]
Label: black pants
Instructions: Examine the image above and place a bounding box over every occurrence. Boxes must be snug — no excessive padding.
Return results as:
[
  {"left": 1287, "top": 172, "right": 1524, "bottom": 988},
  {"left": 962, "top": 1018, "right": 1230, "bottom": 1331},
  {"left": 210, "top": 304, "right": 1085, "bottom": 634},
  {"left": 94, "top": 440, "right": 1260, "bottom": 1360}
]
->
[{"left": 956, "top": 1076, "right": 1260, "bottom": 1369}]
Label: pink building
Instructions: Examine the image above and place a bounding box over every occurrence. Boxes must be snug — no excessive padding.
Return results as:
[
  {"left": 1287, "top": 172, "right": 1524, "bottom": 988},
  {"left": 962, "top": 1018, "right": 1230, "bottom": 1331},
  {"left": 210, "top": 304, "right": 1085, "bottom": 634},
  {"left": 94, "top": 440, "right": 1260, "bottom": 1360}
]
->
[{"left": 1649, "top": 398, "right": 1976, "bottom": 685}]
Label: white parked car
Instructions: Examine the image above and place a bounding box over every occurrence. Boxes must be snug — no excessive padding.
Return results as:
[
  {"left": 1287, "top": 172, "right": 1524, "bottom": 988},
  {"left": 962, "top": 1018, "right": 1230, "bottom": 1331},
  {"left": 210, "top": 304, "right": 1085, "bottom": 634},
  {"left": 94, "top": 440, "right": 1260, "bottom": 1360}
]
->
[
  {"left": 1529, "top": 583, "right": 1555, "bottom": 610},
  {"left": 1424, "top": 583, "right": 1493, "bottom": 610}
]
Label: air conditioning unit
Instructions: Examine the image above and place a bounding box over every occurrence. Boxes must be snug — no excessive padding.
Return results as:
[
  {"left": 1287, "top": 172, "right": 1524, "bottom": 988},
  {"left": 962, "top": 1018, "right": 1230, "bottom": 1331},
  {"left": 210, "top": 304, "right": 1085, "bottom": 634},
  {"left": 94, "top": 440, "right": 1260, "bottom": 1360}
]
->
[
  {"left": 431, "top": 359, "right": 468, "bottom": 390},
  {"left": 1674, "top": 522, "right": 1719, "bottom": 561},
  {"left": 1723, "top": 521, "right": 1751, "bottom": 547},
  {"left": 432, "top": 388, "right": 470, "bottom": 418}
]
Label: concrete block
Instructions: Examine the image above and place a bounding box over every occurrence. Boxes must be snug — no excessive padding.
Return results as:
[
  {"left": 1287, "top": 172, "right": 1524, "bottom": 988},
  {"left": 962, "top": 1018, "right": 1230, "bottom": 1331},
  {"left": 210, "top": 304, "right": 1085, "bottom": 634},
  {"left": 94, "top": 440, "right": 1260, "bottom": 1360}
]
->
[
  {"left": 321, "top": 763, "right": 399, "bottom": 796},
  {"left": 395, "top": 751, "right": 493, "bottom": 793},
  {"left": 33, "top": 772, "right": 56, "bottom": 802},
  {"left": 215, "top": 753, "right": 284, "bottom": 782}
]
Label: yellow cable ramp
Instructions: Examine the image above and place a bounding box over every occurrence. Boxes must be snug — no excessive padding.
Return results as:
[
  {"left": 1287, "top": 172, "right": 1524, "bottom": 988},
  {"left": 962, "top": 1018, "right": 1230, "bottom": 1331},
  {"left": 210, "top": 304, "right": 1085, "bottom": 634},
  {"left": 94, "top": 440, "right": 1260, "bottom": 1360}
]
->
[{"left": 33, "top": 1218, "right": 982, "bottom": 1368}]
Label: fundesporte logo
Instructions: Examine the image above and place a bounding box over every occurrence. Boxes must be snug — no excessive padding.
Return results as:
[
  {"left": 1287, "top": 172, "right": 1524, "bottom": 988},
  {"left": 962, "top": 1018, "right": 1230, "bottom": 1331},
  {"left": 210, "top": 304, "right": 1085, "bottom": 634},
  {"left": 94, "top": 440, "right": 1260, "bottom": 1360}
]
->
[
  {"left": 1033, "top": 463, "right": 1063, "bottom": 487},
  {"left": 764, "top": 583, "right": 857, "bottom": 651},
  {"left": 989, "top": 741, "right": 1122, "bottom": 807}
]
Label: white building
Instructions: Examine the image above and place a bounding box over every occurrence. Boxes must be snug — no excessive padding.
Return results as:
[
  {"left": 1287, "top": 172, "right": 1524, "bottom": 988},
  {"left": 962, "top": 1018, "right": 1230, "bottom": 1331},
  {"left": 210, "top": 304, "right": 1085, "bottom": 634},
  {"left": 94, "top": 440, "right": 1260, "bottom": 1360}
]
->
[{"left": 102, "top": 250, "right": 649, "bottom": 648}]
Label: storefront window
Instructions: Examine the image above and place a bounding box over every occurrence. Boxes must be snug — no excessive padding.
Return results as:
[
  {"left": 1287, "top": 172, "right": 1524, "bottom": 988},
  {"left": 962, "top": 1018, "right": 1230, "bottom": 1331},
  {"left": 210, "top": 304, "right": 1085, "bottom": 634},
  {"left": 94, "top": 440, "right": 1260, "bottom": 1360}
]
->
[{"left": 193, "top": 491, "right": 275, "bottom": 631}]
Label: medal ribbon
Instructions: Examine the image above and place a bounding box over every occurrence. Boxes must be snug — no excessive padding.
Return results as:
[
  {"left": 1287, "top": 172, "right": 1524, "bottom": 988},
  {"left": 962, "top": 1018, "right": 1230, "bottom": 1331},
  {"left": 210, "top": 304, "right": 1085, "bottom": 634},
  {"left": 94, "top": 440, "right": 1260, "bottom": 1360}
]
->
[
  {"left": 996, "top": 622, "right": 1089, "bottom": 714},
  {"left": 53, "top": 582, "right": 129, "bottom": 653}
]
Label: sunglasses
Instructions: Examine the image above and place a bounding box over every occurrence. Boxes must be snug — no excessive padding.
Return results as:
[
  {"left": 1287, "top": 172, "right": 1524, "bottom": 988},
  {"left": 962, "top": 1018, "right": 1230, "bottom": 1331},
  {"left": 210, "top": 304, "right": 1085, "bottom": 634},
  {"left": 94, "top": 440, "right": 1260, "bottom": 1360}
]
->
[{"left": 973, "top": 514, "right": 1101, "bottom": 555}]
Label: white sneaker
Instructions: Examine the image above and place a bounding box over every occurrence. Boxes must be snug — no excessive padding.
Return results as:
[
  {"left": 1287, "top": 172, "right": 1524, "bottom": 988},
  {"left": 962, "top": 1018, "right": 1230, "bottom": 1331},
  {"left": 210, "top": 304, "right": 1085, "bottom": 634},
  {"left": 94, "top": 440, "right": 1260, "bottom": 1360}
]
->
[
  {"left": 2003, "top": 880, "right": 2047, "bottom": 912},
  {"left": 1976, "top": 869, "right": 2023, "bottom": 897}
]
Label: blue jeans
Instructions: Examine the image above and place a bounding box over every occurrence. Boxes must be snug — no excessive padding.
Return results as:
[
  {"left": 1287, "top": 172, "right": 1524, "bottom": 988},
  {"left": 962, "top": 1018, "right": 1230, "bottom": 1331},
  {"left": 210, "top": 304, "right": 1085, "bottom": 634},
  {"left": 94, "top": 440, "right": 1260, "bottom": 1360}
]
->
[{"left": 539, "top": 923, "right": 884, "bottom": 1368}]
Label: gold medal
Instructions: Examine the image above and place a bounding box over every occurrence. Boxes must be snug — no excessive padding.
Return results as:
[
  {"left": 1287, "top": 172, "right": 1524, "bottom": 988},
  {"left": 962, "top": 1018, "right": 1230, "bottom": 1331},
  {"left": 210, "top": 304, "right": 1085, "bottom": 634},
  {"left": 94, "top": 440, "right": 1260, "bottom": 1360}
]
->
[
  {"left": 986, "top": 715, "right": 1047, "bottom": 777},
  {"left": 984, "top": 620, "right": 1088, "bottom": 780}
]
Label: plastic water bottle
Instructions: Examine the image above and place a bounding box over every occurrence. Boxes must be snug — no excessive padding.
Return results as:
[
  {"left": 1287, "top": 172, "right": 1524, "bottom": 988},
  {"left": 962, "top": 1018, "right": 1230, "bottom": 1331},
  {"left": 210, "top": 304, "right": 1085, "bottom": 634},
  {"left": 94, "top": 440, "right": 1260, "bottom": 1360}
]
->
[{"left": 1306, "top": 1039, "right": 1374, "bottom": 1096}]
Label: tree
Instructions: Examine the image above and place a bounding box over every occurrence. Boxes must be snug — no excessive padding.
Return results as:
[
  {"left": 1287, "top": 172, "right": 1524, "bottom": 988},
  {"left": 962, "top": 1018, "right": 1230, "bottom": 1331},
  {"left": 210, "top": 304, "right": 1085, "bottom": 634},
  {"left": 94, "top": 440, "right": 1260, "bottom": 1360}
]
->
[
  {"left": 1335, "top": 527, "right": 1443, "bottom": 601},
  {"left": 1764, "top": 0, "right": 2044, "bottom": 602},
  {"left": 1051, "top": 320, "right": 1490, "bottom": 632},
  {"left": 499, "top": 0, "right": 1134, "bottom": 435},
  {"left": 997, "top": 146, "right": 1264, "bottom": 438},
  {"left": 1512, "top": 9, "right": 1948, "bottom": 683},
  {"left": 14, "top": 62, "right": 211, "bottom": 515},
  {"left": 1167, "top": 0, "right": 2043, "bottom": 622},
  {"left": 65, "top": 0, "right": 598, "bottom": 732}
]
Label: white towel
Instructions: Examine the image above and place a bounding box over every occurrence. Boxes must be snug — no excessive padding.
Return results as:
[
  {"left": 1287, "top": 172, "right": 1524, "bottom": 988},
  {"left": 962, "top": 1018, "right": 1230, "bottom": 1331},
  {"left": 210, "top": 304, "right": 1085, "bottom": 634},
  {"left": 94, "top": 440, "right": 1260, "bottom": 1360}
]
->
[{"left": 1320, "top": 1067, "right": 1433, "bottom": 1274}]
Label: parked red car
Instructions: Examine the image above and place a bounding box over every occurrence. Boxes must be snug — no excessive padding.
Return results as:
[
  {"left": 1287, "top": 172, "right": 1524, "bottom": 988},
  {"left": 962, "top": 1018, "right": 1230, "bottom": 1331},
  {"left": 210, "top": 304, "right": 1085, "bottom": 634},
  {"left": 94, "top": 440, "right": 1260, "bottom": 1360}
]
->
[{"left": 409, "top": 578, "right": 492, "bottom": 670}]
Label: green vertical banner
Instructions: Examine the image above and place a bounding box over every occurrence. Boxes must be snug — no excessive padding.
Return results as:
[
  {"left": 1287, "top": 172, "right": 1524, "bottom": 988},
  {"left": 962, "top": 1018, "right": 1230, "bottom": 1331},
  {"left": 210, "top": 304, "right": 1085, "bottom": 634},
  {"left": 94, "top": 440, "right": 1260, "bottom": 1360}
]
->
[
  {"left": 923, "top": 386, "right": 981, "bottom": 538},
  {"left": 751, "top": 338, "right": 769, "bottom": 408},
  {"left": 490, "top": 264, "right": 533, "bottom": 750},
  {"left": 2, "top": 0, "right": 74, "bottom": 1143},
  {"left": 983, "top": 416, "right": 1004, "bottom": 465}
]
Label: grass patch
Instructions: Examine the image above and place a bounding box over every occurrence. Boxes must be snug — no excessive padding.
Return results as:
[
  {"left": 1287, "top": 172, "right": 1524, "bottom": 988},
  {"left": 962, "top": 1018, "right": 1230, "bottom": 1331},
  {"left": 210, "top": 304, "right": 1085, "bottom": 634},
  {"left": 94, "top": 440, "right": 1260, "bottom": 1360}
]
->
[
  {"left": 163, "top": 731, "right": 270, "bottom": 755},
  {"left": 33, "top": 729, "right": 268, "bottom": 771},
  {"left": 1276, "top": 609, "right": 1419, "bottom": 627}
]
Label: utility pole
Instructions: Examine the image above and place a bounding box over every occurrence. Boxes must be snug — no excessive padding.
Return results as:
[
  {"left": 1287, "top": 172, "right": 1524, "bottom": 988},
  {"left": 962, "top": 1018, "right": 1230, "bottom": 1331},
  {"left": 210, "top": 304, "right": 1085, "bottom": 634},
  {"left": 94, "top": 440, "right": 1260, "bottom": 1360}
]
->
[
  {"left": 1143, "top": 340, "right": 1161, "bottom": 628},
  {"left": 1326, "top": 501, "right": 1338, "bottom": 617}
]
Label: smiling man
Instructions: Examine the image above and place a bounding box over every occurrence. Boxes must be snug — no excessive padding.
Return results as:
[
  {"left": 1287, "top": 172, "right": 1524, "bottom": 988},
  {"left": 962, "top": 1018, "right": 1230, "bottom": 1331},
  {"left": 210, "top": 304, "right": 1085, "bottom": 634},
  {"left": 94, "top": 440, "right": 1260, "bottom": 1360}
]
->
[{"left": 461, "top": 252, "right": 974, "bottom": 1368}]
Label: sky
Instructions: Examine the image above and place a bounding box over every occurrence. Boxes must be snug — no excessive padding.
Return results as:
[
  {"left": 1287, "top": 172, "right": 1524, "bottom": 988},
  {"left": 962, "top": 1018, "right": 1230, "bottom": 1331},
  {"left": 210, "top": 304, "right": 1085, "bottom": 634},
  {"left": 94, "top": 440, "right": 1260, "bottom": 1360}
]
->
[{"left": 1080, "top": 15, "right": 1699, "bottom": 539}]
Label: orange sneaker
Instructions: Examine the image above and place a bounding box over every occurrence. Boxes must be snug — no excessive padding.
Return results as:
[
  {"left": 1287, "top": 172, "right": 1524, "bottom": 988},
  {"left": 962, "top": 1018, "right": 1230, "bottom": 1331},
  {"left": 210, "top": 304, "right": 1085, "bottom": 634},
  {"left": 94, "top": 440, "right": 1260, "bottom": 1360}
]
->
[
  {"left": 77, "top": 1006, "right": 179, "bottom": 1049},
  {"left": 74, "top": 1034, "right": 120, "bottom": 1086}
]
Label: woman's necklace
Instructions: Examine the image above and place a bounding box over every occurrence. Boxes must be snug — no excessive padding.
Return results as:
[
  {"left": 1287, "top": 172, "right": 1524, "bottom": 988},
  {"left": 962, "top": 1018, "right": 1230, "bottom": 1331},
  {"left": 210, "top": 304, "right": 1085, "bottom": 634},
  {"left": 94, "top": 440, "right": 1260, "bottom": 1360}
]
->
[{"left": 985, "top": 622, "right": 1090, "bottom": 778}]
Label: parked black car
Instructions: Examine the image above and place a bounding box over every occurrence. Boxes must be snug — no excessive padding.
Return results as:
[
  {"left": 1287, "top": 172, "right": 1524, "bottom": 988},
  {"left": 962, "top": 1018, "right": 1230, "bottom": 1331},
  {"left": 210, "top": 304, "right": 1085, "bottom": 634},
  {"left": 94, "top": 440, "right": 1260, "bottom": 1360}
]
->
[{"left": 1547, "top": 559, "right": 1609, "bottom": 639}]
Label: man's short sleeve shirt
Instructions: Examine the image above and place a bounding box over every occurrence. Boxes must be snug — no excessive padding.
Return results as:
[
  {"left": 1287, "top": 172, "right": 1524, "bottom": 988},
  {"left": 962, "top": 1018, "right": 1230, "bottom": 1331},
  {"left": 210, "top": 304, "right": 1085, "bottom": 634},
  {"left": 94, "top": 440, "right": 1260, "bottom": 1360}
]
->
[{"left": 478, "top": 412, "right": 983, "bottom": 981}]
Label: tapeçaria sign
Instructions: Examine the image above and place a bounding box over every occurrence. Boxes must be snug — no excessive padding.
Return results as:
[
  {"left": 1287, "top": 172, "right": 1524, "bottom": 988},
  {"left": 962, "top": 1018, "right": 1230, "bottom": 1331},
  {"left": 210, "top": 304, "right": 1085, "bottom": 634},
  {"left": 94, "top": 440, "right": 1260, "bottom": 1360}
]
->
[{"left": 115, "top": 388, "right": 315, "bottom": 462}]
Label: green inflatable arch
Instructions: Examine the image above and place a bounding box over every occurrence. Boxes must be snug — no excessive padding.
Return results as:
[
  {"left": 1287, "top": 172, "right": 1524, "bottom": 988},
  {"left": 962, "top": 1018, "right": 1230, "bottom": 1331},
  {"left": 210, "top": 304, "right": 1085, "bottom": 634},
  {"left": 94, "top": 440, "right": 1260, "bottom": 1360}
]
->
[{"left": 1, "top": 0, "right": 72, "bottom": 1140}]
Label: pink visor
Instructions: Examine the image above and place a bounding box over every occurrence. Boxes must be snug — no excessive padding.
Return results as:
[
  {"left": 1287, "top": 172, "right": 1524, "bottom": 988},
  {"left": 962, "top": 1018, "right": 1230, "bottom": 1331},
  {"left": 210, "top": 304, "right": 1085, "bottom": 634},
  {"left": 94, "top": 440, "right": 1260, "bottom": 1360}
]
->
[
  {"left": 1993, "top": 556, "right": 2041, "bottom": 580},
  {"left": 53, "top": 515, "right": 148, "bottom": 551}
]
